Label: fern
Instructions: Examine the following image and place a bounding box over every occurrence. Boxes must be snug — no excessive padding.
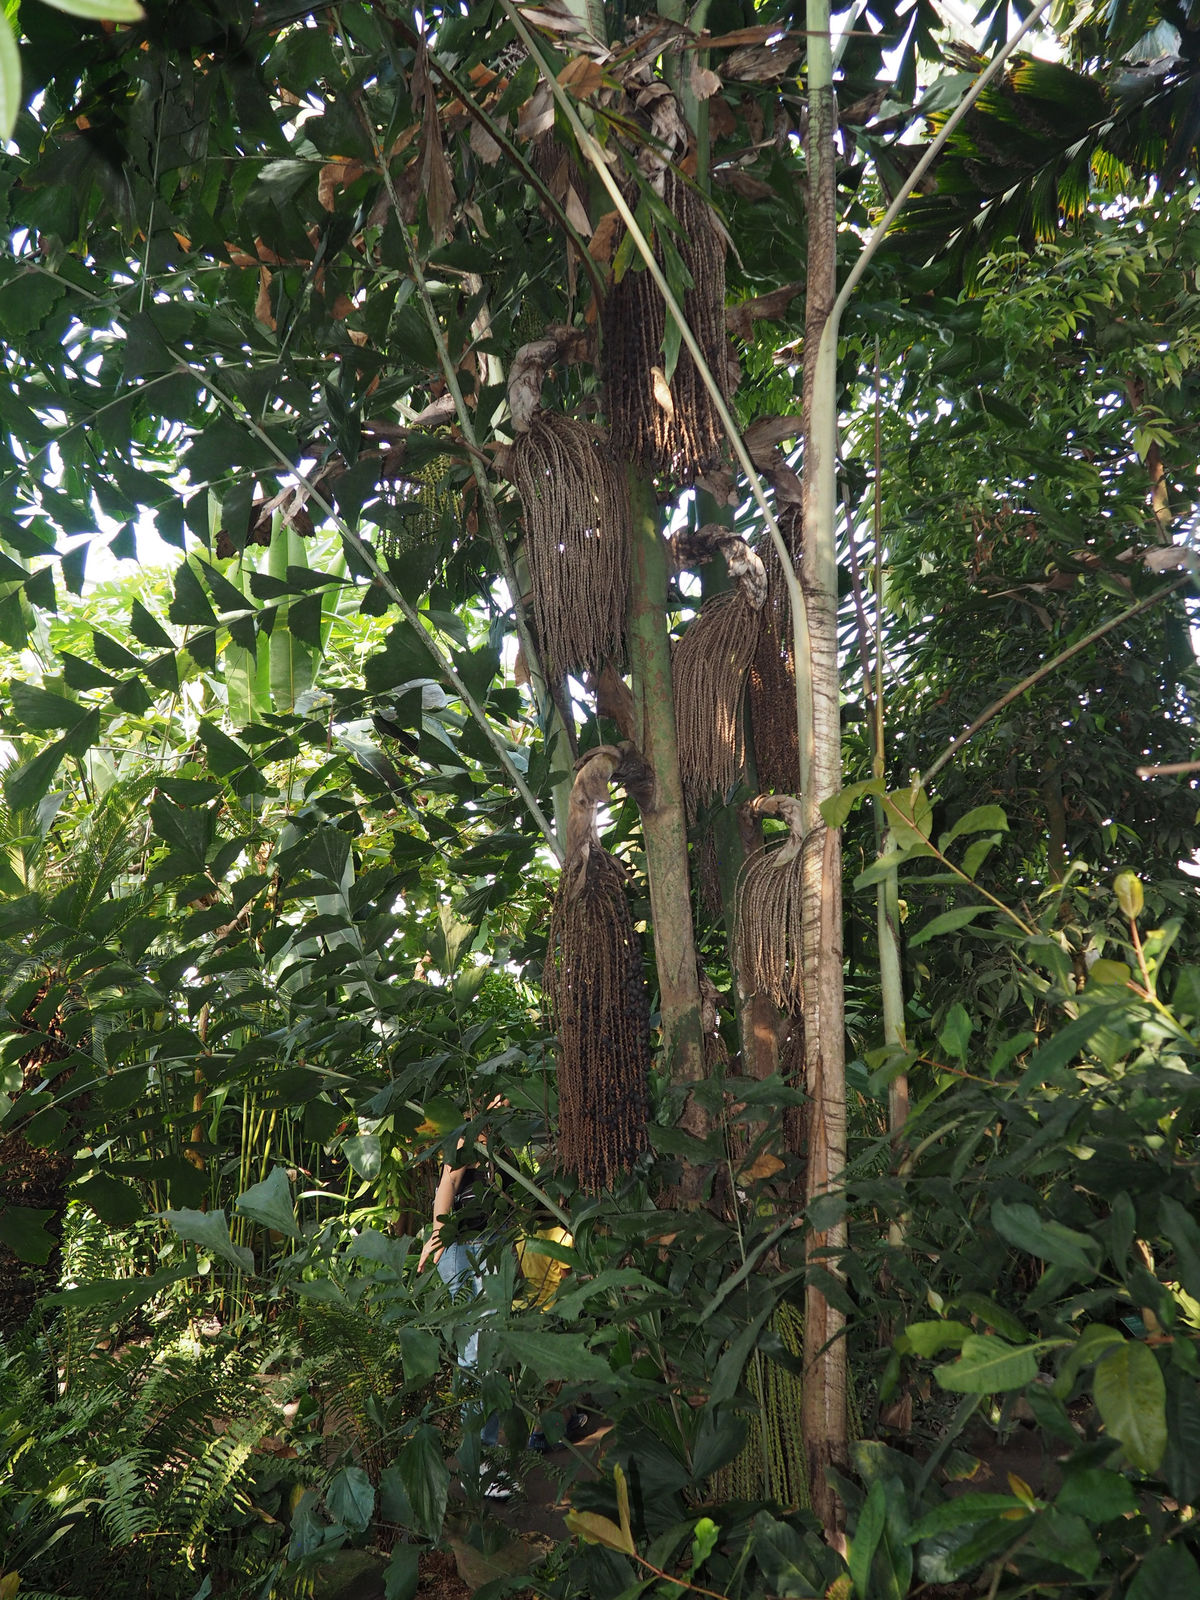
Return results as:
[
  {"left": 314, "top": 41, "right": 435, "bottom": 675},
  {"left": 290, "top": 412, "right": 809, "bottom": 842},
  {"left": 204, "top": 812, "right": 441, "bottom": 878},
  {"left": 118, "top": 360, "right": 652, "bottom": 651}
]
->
[{"left": 95, "top": 1453, "right": 155, "bottom": 1547}]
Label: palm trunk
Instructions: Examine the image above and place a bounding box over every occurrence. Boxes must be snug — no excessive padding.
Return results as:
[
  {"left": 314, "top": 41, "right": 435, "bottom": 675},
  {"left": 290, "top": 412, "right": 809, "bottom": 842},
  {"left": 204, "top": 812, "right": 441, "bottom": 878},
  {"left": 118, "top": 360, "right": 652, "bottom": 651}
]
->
[
  {"left": 800, "top": 0, "right": 848, "bottom": 1538},
  {"left": 626, "top": 470, "right": 707, "bottom": 1190}
]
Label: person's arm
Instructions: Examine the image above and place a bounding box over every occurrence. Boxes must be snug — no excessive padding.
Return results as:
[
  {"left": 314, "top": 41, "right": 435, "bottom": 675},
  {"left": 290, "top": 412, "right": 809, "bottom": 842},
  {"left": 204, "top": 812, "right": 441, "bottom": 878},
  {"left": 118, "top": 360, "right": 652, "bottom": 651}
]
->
[{"left": 417, "top": 1161, "right": 466, "bottom": 1272}]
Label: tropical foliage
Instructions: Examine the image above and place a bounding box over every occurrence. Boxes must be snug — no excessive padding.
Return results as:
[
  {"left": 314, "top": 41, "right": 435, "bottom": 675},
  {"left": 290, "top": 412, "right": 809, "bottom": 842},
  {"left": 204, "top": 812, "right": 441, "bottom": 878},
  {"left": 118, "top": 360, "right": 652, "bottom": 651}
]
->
[{"left": 2, "top": 0, "right": 1200, "bottom": 1597}]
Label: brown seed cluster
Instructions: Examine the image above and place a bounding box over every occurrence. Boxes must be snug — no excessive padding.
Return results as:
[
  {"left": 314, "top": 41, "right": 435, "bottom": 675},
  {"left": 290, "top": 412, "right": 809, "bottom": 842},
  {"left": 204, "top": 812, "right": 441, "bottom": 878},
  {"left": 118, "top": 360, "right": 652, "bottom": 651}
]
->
[
  {"left": 509, "top": 413, "right": 630, "bottom": 681},
  {"left": 545, "top": 849, "right": 651, "bottom": 1192},
  {"left": 734, "top": 798, "right": 809, "bottom": 1012},
  {"left": 601, "top": 170, "right": 729, "bottom": 485},
  {"left": 673, "top": 588, "right": 764, "bottom": 821}
]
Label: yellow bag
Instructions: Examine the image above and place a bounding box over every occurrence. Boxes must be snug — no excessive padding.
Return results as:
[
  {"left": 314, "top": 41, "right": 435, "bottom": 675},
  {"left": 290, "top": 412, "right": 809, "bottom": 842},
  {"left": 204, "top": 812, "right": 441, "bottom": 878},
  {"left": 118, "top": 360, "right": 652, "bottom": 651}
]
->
[{"left": 516, "top": 1226, "right": 573, "bottom": 1308}]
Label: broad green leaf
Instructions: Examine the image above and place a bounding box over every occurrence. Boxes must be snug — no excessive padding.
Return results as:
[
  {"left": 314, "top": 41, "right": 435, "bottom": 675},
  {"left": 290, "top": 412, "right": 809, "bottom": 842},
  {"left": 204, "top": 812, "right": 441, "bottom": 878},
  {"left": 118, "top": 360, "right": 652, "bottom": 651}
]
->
[
  {"left": 906, "top": 1494, "right": 1027, "bottom": 1542},
  {"left": 1126, "top": 1544, "right": 1200, "bottom": 1600},
  {"left": 398, "top": 1328, "right": 440, "bottom": 1386},
  {"left": 1113, "top": 870, "right": 1144, "bottom": 919},
  {"left": 1089, "top": 958, "right": 1133, "bottom": 986},
  {"left": 935, "top": 1334, "right": 1039, "bottom": 1393},
  {"left": 884, "top": 785, "right": 933, "bottom": 847},
  {"left": 42, "top": 0, "right": 144, "bottom": 18},
  {"left": 1053, "top": 1323, "right": 1124, "bottom": 1399},
  {"left": 485, "top": 1328, "right": 614, "bottom": 1382},
  {"left": 162, "top": 1207, "right": 254, "bottom": 1274},
  {"left": 76, "top": 1171, "right": 144, "bottom": 1226},
  {"left": 0, "top": 1204, "right": 56, "bottom": 1263},
  {"left": 1025, "top": 1509, "right": 1100, "bottom": 1577},
  {"left": 938, "top": 1003, "right": 973, "bottom": 1060},
  {"left": 1055, "top": 1467, "right": 1137, "bottom": 1521},
  {"left": 750, "top": 1511, "right": 829, "bottom": 1597},
  {"left": 342, "top": 1133, "right": 381, "bottom": 1179},
  {"left": 901, "top": 1319, "right": 970, "bottom": 1358},
  {"left": 1094, "top": 1340, "right": 1167, "bottom": 1472},
  {"left": 327, "top": 1465, "right": 374, "bottom": 1532},
  {"left": 168, "top": 560, "right": 219, "bottom": 627},
  {"left": 393, "top": 1424, "right": 449, "bottom": 1541},
  {"left": 820, "top": 777, "right": 884, "bottom": 829},
  {"left": 910, "top": 905, "right": 988, "bottom": 947},
  {"left": 234, "top": 1165, "right": 301, "bottom": 1239},
  {"left": 565, "top": 1510, "right": 635, "bottom": 1555},
  {"left": 991, "top": 1200, "right": 1100, "bottom": 1273},
  {"left": 10, "top": 682, "right": 84, "bottom": 730},
  {"left": 383, "top": 1547, "right": 419, "bottom": 1600},
  {"left": 129, "top": 599, "right": 174, "bottom": 650},
  {"left": 848, "top": 1479, "right": 885, "bottom": 1600},
  {"left": 938, "top": 803, "right": 1009, "bottom": 849},
  {"left": 1159, "top": 1196, "right": 1200, "bottom": 1302},
  {"left": 0, "top": 13, "right": 19, "bottom": 143}
]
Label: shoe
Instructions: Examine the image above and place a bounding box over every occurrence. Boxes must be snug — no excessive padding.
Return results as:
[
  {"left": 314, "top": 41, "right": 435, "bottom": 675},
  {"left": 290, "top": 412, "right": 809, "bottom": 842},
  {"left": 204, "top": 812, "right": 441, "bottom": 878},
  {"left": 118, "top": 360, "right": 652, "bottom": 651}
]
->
[
  {"left": 482, "top": 1469, "right": 517, "bottom": 1501},
  {"left": 565, "top": 1410, "right": 591, "bottom": 1444},
  {"left": 527, "top": 1429, "right": 548, "bottom": 1453}
]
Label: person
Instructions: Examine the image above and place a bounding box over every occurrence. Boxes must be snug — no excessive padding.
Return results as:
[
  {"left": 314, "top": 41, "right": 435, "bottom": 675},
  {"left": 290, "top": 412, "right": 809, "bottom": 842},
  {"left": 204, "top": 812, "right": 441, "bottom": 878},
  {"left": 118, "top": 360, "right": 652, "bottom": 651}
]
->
[{"left": 418, "top": 1142, "right": 506, "bottom": 1468}]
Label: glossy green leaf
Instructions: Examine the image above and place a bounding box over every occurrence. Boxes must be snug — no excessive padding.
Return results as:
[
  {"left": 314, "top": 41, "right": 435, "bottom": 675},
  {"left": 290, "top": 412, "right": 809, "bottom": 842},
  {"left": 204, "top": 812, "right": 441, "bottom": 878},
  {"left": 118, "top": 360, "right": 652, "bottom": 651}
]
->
[
  {"left": 910, "top": 905, "right": 988, "bottom": 947},
  {"left": 162, "top": 1208, "right": 254, "bottom": 1275},
  {"left": 991, "top": 1200, "right": 1100, "bottom": 1273},
  {"left": 327, "top": 1465, "right": 374, "bottom": 1532},
  {"left": 234, "top": 1165, "right": 301, "bottom": 1239},
  {"left": 1126, "top": 1544, "right": 1200, "bottom": 1600},
  {"left": 935, "top": 1334, "right": 1039, "bottom": 1393},
  {"left": 1094, "top": 1341, "right": 1167, "bottom": 1473},
  {"left": 0, "top": 1205, "right": 56, "bottom": 1263},
  {"left": 392, "top": 1424, "right": 449, "bottom": 1541},
  {"left": 0, "top": 13, "right": 20, "bottom": 143}
]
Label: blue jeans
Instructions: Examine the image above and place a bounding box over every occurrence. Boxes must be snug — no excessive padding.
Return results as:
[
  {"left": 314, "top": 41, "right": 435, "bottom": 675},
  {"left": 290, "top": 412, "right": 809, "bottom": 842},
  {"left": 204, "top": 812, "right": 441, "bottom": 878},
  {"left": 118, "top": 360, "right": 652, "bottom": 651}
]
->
[{"left": 437, "top": 1236, "right": 500, "bottom": 1448}]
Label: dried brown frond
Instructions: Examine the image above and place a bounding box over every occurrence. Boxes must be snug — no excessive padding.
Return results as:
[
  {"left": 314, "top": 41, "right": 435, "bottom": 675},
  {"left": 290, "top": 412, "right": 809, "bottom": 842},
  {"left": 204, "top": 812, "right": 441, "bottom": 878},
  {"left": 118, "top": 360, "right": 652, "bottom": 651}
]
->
[
  {"left": 509, "top": 413, "right": 631, "bottom": 680},
  {"left": 601, "top": 169, "right": 729, "bottom": 485}
]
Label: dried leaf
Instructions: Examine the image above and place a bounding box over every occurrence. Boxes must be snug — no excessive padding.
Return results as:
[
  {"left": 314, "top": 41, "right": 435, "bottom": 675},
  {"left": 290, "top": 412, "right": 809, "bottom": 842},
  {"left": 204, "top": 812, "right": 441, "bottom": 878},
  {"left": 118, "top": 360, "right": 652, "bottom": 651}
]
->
[
  {"left": 470, "top": 120, "right": 503, "bottom": 164},
  {"left": 650, "top": 367, "right": 675, "bottom": 419},
  {"left": 744, "top": 413, "right": 804, "bottom": 469},
  {"left": 516, "top": 80, "right": 555, "bottom": 139},
  {"left": 704, "top": 25, "right": 777, "bottom": 46},
  {"left": 521, "top": 2, "right": 592, "bottom": 33},
  {"left": 726, "top": 281, "right": 805, "bottom": 340},
  {"left": 317, "top": 158, "right": 364, "bottom": 213},
  {"left": 329, "top": 293, "right": 355, "bottom": 322},
  {"left": 709, "top": 96, "right": 737, "bottom": 138},
  {"left": 725, "top": 41, "right": 801, "bottom": 80},
  {"left": 564, "top": 184, "right": 593, "bottom": 237},
  {"left": 589, "top": 209, "right": 622, "bottom": 262},
  {"left": 714, "top": 168, "right": 776, "bottom": 201},
  {"left": 558, "top": 54, "right": 605, "bottom": 97},
  {"left": 508, "top": 336, "right": 558, "bottom": 432},
  {"left": 690, "top": 63, "right": 722, "bottom": 99},
  {"left": 738, "top": 1151, "right": 786, "bottom": 1181},
  {"left": 254, "top": 267, "right": 275, "bottom": 331}
]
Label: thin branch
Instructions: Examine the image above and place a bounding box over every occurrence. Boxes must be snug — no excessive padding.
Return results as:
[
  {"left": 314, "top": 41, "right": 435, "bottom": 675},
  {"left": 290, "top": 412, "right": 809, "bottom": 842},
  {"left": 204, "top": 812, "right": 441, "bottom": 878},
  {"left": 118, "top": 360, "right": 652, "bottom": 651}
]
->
[
  {"left": 920, "top": 578, "right": 1187, "bottom": 790},
  {"left": 1137, "top": 759, "right": 1200, "bottom": 778}
]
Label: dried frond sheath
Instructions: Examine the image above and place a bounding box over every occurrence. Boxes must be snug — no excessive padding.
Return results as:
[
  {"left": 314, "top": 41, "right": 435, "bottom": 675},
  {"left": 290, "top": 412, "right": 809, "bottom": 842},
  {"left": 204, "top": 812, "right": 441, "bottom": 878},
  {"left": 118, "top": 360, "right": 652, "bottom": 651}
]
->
[
  {"left": 735, "top": 798, "right": 821, "bottom": 1012},
  {"left": 749, "top": 500, "right": 803, "bottom": 795},
  {"left": 545, "top": 749, "right": 651, "bottom": 1191},
  {"left": 510, "top": 413, "right": 630, "bottom": 680},
  {"left": 601, "top": 169, "right": 729, "bottom": 485}
]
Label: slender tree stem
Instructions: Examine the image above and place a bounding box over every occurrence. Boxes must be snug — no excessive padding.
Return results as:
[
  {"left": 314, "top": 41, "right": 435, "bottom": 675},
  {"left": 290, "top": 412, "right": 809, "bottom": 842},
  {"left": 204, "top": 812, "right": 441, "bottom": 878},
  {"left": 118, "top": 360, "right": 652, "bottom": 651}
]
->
[{"left": 920, "top": 578, "right": 1186, "bottom": 790}]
